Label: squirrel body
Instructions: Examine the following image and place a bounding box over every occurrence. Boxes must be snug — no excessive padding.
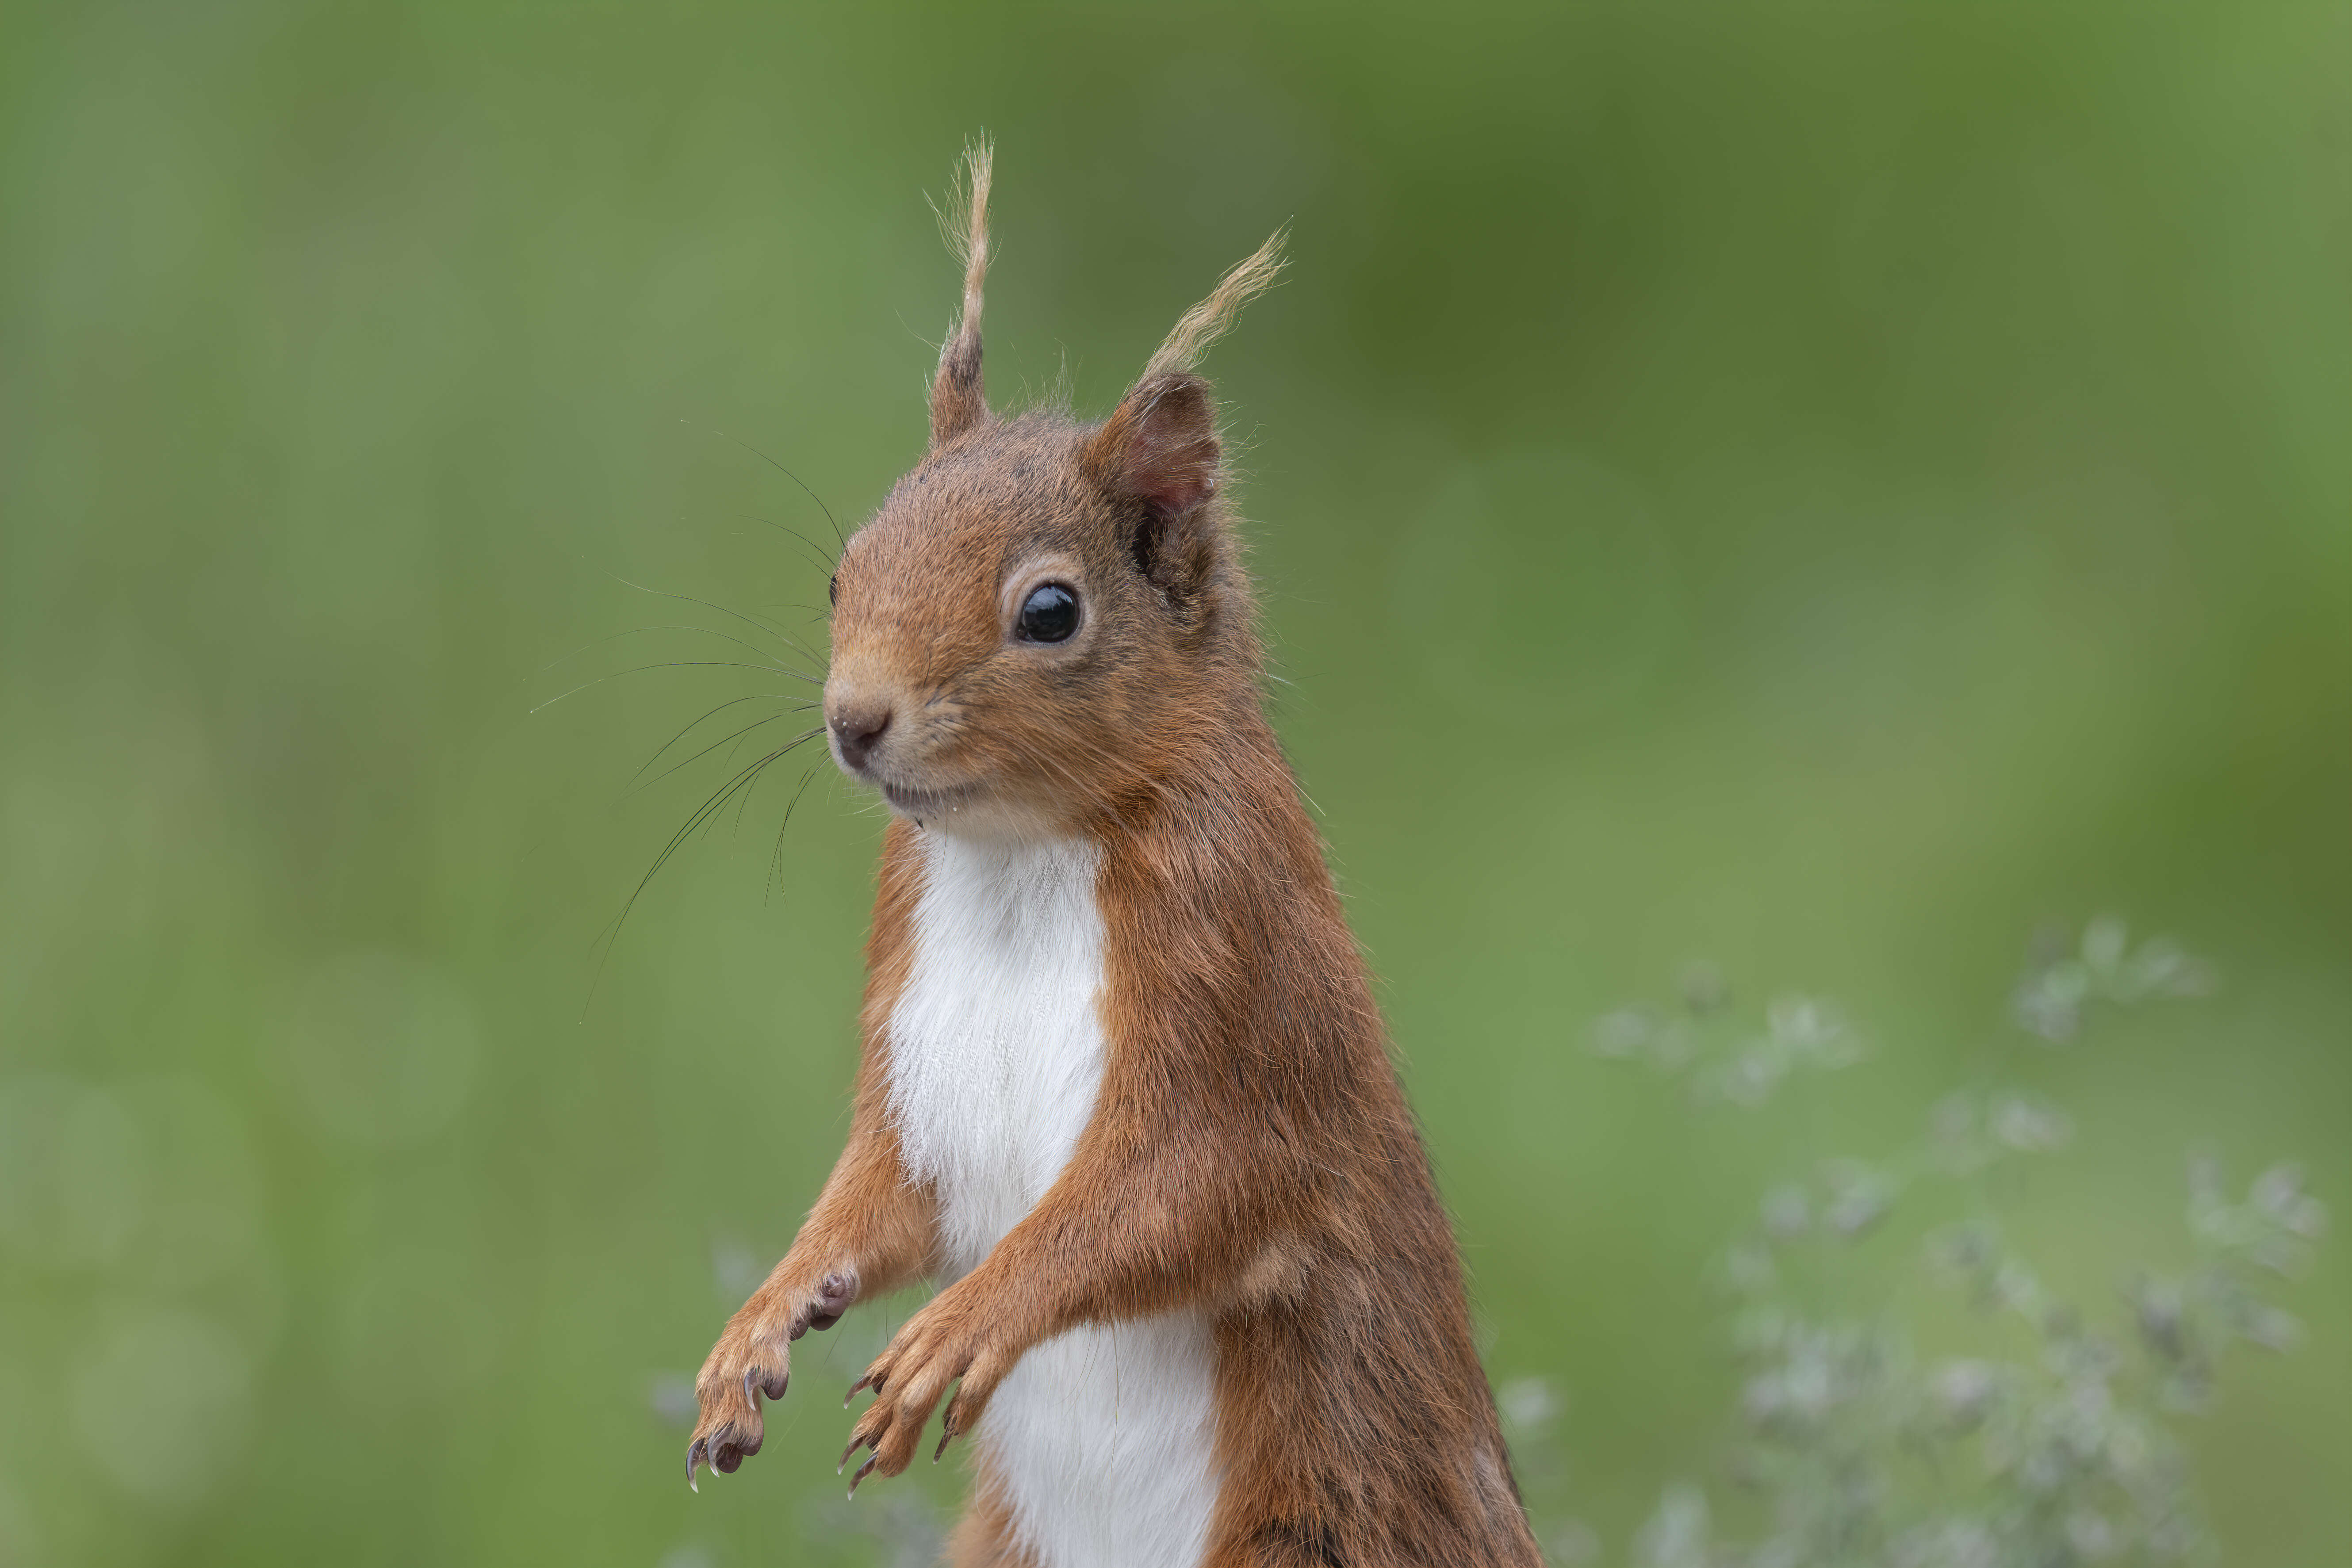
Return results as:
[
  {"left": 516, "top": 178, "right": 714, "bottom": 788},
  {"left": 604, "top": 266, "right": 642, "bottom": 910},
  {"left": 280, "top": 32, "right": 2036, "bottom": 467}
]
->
[{"left": 686, "top": 144, "right": 1542, "bottom": 1567}]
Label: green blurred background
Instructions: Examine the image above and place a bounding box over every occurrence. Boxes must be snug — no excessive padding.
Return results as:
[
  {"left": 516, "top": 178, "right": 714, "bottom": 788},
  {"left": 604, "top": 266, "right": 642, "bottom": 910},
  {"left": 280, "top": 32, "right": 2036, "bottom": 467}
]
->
[{"left": 3, "top": 1, "right": 2348, "bottom": 1563}]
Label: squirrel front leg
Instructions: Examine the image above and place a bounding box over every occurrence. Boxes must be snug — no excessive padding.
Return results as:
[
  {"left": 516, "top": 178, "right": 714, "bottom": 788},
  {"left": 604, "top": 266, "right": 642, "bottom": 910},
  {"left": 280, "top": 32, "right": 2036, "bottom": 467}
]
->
[
  {"left": 839, "top": 1121, "right": 1288, "bottom": 1488},
  {"left": 687, "top": 1114, "right": 935, "bottom": 1487}
]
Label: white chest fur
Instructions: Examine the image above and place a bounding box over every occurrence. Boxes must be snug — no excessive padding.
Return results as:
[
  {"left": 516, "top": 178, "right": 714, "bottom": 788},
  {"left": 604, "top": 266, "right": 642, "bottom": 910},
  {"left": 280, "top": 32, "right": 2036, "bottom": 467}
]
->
[{"left": 886, "top": 829, "right": 1219, "bottom": 1568}]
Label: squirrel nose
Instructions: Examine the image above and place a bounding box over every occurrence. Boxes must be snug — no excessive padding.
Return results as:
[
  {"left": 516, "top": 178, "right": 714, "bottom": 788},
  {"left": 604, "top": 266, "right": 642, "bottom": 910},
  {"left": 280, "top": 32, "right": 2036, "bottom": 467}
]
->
[{"left": 829, "top": 704, "right": 893, "bottom": 771}]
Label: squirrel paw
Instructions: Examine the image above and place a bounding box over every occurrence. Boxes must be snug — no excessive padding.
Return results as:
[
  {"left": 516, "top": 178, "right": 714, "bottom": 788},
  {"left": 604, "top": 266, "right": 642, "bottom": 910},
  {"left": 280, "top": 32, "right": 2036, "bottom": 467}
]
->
[
  {"left": 839, "top": 1285, "right": 1011, "bottom": 1493},
  {"left": 684, "top": 1347, "right": 779, "bottom": 1489},
  {"left": 686, "top": 1270, "right": 859, "bottom": 1488}
]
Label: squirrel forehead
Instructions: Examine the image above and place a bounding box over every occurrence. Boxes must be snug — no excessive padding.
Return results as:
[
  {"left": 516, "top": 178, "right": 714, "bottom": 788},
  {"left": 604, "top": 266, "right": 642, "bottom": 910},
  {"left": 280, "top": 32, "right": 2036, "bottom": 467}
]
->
[{"left": 842, "top": 417, "right": 1119, "bottom": 592}]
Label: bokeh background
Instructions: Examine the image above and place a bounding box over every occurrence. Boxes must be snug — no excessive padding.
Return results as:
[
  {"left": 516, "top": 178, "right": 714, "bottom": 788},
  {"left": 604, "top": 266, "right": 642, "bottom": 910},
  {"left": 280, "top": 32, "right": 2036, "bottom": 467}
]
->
[{"left": 4, "top": 1, "right": 2349, "bottom": 1563}]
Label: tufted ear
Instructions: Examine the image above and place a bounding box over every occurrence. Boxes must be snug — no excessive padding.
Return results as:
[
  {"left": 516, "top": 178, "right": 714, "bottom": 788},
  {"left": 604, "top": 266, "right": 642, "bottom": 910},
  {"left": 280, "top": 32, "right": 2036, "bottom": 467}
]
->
[
  {"left": 928, "top": 139, "right": 992, "bottom": 446},
  {"left": 1082, "top": 228, "right": 1286, "bottom": 596}
]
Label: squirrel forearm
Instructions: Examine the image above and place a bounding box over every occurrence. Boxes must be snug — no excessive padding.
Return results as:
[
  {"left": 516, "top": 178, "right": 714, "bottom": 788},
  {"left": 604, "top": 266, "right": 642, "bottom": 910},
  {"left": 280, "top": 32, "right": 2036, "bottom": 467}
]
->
[
  {"left": 961, "top": 1127, "right": 1301, "bottom": 1342},
  {"left": 761, "top": 1119, "right": 935, "bottom": 1315}
]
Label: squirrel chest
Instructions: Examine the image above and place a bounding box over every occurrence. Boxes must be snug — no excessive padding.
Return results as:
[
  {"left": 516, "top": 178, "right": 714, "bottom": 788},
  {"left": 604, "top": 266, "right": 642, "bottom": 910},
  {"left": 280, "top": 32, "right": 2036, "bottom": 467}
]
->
[{"left": 884, "top": 828, "right": 1220, "bottom": 1568}]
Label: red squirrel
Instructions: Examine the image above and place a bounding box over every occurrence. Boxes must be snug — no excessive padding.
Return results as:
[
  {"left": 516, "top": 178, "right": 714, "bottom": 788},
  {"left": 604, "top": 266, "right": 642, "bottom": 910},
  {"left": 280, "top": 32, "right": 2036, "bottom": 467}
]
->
[{"left": 685, "top": 142, "right": 1543, "bottom": 1568}]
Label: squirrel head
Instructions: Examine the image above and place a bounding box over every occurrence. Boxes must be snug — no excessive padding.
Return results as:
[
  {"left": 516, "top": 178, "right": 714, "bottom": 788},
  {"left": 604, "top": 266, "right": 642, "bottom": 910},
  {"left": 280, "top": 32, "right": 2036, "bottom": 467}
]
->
[{"left": 824, "top": 141, "right": 1287, "bottom": 838}]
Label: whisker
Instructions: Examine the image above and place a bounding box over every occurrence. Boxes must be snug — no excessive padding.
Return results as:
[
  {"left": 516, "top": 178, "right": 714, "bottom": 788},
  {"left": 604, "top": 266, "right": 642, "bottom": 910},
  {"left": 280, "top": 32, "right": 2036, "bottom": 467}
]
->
[
  {"left": 721, "top": 730, "right": 823, "bottom": 849},
  {"left": 585, "top": 730, "right": 826, "bottom": 1008},
  {"left": 767, "top": 765, "right": 821, "bottom": 901},
  {"left": 655, "top": 623, "right": 812, "bottom": 673},
  {"left": 530, "top": 660, "right": 819, "bottom": 717},
  {"left": 724, "top": 729, "right": 818, "bottom": 848},
  {"left": 739, "top": 619, "right": 830, "bottom": 671},
  {"left": 719, "top": 433, "right": 846, "bottom": 552},
  {"left": 529, "top": 623, "right": 800, "bottom": 684},
  {"left": 623, "top": 707, "right": 815, "bottom": 799},
  {"left": 626, "top": 693, "right": 795, "bottom": 790},
  {"left": 728, "top": 754, "right": 764, "bottom": 845},
  {"left": 605, "top": 574, "right": 830, "bottom": 670},
  {"left": 607, "top": 575, "right": 804, "bottom": 651},
  {"left": 720, "top": 713, "right": 787, "bottom": 772},
  {"left": 733, "top": 513, "right": 837, "bottom": 579}
]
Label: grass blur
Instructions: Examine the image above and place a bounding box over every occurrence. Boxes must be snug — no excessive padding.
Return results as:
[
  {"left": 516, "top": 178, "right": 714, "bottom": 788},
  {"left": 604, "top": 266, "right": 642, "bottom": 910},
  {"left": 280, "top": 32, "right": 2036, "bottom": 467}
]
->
[{"left": 3, "top": 2, "right": 2349, "bottom": 1564}]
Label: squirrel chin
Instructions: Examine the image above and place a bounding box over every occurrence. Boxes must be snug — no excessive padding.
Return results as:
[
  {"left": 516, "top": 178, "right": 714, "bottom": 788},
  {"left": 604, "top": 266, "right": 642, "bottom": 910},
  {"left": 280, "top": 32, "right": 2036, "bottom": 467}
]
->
[{"left": 879, "top": 778, "right": 1069, "bottom": 843}]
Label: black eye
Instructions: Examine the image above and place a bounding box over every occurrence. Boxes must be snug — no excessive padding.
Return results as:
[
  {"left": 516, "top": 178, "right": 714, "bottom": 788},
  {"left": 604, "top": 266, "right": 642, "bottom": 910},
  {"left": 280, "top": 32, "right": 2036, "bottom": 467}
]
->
[
  {"left": 1016, "top": 582, "right": 1079, "bottom": 642},
  {"left": 827, "top": 574, "right": 839, "bottom": 608}
]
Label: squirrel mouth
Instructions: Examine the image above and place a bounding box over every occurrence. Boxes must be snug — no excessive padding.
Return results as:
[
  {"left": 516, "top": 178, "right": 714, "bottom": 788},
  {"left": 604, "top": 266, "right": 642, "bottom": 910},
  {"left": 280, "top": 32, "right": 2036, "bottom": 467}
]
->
[{"left": 879, "top": 779, "right": 975, "bottom": 819}]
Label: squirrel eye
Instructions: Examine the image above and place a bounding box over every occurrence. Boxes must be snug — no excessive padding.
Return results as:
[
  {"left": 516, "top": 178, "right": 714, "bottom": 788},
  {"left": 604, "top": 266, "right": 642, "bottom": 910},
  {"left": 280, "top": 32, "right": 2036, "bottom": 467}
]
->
[{"left": 1015, "top": 582, "right": 1079, "bottom": 643}]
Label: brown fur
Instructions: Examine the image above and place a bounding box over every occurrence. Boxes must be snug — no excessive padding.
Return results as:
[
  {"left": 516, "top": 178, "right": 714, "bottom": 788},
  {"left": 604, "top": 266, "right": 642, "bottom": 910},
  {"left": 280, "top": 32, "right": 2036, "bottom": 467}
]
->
[{"left": 687, "top": 144, "right": 1540, "bottom": 1566}]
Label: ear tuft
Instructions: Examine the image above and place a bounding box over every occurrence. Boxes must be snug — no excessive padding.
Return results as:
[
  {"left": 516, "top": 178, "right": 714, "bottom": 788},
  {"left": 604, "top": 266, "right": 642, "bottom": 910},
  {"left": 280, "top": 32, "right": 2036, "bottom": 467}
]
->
[
  {"left": 1084, "top": 372, "right": 1221, "bottom": 520},
  {"left": 928, "top": 138, "right": 993, "bottom": 446},
  {"left": 1143, "top": 226, "right": 1287, "bottom": 382},
  {"left": 1078, "top": 228, "right": 1283, "bottom": 591}
]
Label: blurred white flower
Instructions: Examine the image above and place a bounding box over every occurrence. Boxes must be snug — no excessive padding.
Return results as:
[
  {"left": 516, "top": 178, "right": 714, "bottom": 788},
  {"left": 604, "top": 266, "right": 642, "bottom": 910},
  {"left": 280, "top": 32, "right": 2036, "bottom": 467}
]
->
[
  {"left": 1932, "top": 1360, "right": 1999, "bottom": 1426},
  {"left": 1497, "top": 1375, "right": 1560, "bottom": 1434},
  {"left": 1989, "top": 1094, "right": 2072, "bottom": 1153},
  {"left": 1634, "top": 1484, "right": 1712, "bottom": 1568}
]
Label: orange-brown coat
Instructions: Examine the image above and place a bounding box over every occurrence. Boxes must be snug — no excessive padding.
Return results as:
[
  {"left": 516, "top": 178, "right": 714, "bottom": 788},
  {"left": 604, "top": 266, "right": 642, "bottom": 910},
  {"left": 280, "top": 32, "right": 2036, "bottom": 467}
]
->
[{"left": 686, "top": 143, "right": 1541, "bottom": 1568}]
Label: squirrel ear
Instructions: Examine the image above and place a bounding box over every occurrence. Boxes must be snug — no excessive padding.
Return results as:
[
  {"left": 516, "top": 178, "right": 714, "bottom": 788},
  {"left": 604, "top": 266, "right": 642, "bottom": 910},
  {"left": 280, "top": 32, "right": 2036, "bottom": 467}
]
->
[
  {"left": 1084, "top": 371, "right": 1221, "bottom": 518},
  {"left": 1083, "top": 372, "right": 1222, "bottom": 597},
  {"left": 1079, "top": 227, "right": 1283, "bottom": 584},
  {"left": 929, "top": 140, "right": 992, "bottom": 447}
]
